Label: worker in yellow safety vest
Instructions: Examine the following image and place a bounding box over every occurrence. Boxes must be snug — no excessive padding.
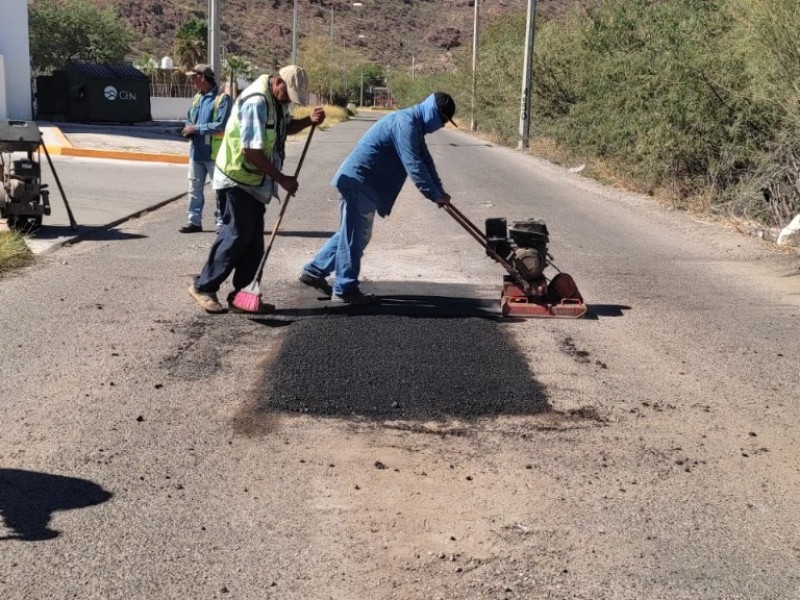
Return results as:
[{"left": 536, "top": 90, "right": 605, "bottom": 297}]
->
[
  {"left": 179, "top": 63, "right": 231, "bottom": 233},
  {"left": 187, "top": 65, "right": 325, "bottom": 314}
]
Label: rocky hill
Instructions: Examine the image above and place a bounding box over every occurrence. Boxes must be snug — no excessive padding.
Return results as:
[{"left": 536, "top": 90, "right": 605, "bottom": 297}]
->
[{"left": 67, "top": 0, "right": 575, "bottom": 71}]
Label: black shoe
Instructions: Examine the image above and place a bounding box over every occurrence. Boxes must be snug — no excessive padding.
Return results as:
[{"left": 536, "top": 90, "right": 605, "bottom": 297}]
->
[
  {"left": 179, "top": 223, "right": 202, "bottom": 233},
  {"left": 330, "top": 290, "right": 377, "bottom": 305},
  {"left": 298, "top": 272, "right": 332, "bottom": 296}
]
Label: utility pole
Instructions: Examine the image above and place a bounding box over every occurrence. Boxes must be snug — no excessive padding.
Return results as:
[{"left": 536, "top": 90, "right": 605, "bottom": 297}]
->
[
  {"left": 329, "top": 7, "right": 334, "bottom": 101},
  {"left": 208, "top": 0, "right": 221, "bottom": 78},
  {"left": 291, "top": 0, "right": 298, "bottom": 64},
  {"left": 471, "top": 0, "right": 480, "bottom": 132},
  {"left": 518, "top": 0, "right": 537, "bottom": 150},
  {"left": 343, "top": 38, "right": 348, "bottom": 98}
]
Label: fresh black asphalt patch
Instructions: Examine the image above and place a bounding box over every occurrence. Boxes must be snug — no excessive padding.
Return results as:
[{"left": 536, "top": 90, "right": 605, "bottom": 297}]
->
[{"left": 256, "top": 282, "right": 550, "bottom": 421}]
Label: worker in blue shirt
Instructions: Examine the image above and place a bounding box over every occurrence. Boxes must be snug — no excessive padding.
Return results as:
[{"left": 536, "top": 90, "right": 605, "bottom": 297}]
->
[
  {"left": 179, "top": 64, "right": 231, "bottom": 233},
  {"left": 299, "top": 92, "right": 456, "bottom": 304}
]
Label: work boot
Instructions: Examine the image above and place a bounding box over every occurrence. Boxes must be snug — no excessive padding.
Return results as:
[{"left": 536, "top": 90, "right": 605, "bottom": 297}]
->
[
  {"left": 179, "top": 223, "right": 203, "bottom": 233},
  {"left": 330, "top": 290, "right": 378, "bottom": 305},
  {"left": 298, "top": 272, "right": 333, "bottom": 296},
  {"left": 187, "top": 284, "right": 225, "bottom": 313}
]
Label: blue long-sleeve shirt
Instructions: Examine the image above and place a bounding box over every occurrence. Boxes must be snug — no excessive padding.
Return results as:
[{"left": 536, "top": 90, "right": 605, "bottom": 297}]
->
[
  {"left": 332, "top": 93, "right": 446, "bottom": 217},
  {"left": 186, "top": 86, "right": 231, "bottom": 162}
]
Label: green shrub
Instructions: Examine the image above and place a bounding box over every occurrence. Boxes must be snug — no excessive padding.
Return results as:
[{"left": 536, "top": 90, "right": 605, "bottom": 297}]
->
[
  {"left": 718, "top": 0, "right": 800, "bottom": 225},
  {"left": 447, "top": 0, "right": 800, "bottom": 225},
  {"left": 543, "top": 1, "right": 769, "bottom": 189}
]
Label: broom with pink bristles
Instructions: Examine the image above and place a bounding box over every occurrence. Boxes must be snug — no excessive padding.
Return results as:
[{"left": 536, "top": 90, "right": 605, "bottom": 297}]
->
[{"left": 230, "top": 125, "right": 316, "bottom": 313}]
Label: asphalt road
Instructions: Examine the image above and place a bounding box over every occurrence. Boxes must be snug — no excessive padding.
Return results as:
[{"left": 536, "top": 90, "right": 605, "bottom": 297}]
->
[
  {"left": 29, "top": 153, "right": 187, "bottom": 254},
  {"left": 1, "top": 113, "right": 800, "bottom": 599}
]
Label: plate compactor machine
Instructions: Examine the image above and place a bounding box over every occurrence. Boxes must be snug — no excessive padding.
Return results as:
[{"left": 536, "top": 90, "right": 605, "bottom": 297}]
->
[
  {"left": 0, "top": 120, "right": 76, "bottom": 231},
  {"left": 443, "top": 203, "right": 587, "bottom": 319}
]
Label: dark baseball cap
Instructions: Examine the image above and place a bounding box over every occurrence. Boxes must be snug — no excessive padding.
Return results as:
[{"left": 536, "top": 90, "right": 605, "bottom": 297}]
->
[
  {"left": 186, "top": 64, "right": 215, "bottom": 80},
  {"left": 434, "top": 92, "right": 456, "bottom": 127}
]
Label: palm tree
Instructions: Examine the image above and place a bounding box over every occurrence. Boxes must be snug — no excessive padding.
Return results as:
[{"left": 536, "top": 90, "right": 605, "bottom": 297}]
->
[
  {"left": 223, "top": 54, "right": 257, "bottom": 99},
  {"left": 133, "top": 53, "right": 161, "bottom": 96},
  {"left": 174, "top": 18, "right": 208, "bottom": 70}
]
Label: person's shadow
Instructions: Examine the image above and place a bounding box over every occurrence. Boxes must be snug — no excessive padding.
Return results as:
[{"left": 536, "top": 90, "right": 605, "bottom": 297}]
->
[{"left": 0, "top": 469, "right": 112, "bottom": 541}]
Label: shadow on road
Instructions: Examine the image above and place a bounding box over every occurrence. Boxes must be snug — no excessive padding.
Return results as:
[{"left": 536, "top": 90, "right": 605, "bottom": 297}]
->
[
  {"left": 275, "top": 230, "right": 336, "bottom": 239},
  {"left": 271, "top": 293, "right": 509, "bottom": 321},
  {"left": 583, "top": 304, "right": 630, "bottom": 319},
  {"left": 30, "top": 226, "right": 147, "bottom": 242},
  {"left": 0, "top": 469, "right": 112, "bottom": 541}
]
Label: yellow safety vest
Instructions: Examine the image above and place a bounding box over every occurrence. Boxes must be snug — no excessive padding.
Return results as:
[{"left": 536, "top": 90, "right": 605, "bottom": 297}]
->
[
  {"left": 215, "top": 75, "right": 286, "bottom": 188},
  {"left": 189, "top": 91, "right": 229, "bottom": 160}
]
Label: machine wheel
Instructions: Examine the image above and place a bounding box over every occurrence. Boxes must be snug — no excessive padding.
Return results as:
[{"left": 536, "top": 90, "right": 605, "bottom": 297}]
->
[
  {"left": 6, "top": 215, "right": 23, "bottom": 230},
  {"left": 7, "top": 215, "right": 40, "bottom": 232}
]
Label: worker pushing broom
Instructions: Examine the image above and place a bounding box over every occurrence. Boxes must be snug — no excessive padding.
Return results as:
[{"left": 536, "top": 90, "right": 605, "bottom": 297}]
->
[
  {"left": 189, "top": 86, "right": 457, "bottom": 313},
  {"left": 187, "top": 65, "right": 325, "bottom": 314}
]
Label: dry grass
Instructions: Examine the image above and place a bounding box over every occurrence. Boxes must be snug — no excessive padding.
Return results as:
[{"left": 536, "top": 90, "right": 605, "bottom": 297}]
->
[
  {"left": 291, "top": 104, "right": 350, "bottom": 132},
  {"left": 0, "top": 230, "right": 33, "bottom": 273},
  {"left": 529, "top": 135, "right": 723, "bottom": 216}
]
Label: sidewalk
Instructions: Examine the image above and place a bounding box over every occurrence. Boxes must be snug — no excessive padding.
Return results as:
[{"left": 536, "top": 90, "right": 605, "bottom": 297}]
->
[
  {"left": 39, "top": 121, "right": 189, "bottom": 164},
  {"left": 4, "top": 121, "right": 192, "bottom": 254}
]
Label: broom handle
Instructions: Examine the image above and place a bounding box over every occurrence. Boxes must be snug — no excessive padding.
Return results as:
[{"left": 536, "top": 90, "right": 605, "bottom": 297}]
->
[
  {"left": 252, "top": 124, "right": 316, "bottom": 283},
  {"left": 442, "top": 203, "right": 499, "bottom": 258},
  {"left": 41, "top": 140, "right": 79, "bottom": 230}
]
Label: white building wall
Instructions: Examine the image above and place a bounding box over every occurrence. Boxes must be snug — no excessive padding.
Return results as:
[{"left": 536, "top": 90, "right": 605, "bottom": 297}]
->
[
  {"left": 151, "top": 97, "right": 192, "bottom": 121},
  {"left": 0, "top": 0, "right": 33, "bottom": 120},
  {"left": 0, "top": 56, "right": 7, "bottom": 120}
]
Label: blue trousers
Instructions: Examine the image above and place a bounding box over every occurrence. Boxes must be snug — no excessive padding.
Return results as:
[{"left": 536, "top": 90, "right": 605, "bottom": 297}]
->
[
  {"left": 303, "top": 186, "right": 376, "bottom": 295},
  {"left": 194, "top": 187, "right": 266, "bottom": 293},
  {"left": 187, "top": 159, "right": 226, "bottom": 228}
]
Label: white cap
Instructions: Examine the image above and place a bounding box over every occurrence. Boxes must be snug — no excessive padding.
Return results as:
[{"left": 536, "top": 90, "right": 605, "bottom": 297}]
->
[{"left": 279, "top": 65, "right": 309, "bottom": 106}]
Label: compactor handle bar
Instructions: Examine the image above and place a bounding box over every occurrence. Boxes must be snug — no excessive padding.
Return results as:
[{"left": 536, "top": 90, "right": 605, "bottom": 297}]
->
[{"left": 442, "top": 202, "right": 534, "bottom": 295}]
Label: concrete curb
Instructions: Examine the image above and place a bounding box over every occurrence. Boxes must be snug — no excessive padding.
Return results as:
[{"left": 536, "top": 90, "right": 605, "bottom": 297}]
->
[{"left": 55, "top": 147, "right": 188, "bottom": 164}]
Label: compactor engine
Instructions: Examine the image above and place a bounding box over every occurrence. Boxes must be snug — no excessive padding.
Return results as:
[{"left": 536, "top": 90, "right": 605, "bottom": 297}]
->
[{"left": 0, "top": 120, "right": 52, "bottom": 230}]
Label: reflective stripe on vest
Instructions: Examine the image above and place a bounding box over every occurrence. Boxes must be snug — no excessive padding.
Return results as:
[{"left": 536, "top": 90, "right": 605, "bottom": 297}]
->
[{"left": 215, "top": 75, "right": 285, "bottom": 188}]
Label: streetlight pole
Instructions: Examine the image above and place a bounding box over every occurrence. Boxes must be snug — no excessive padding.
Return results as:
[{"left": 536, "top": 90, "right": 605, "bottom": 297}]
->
[
  {"left": 291, "top": 0, "right": 298, "bottom": 64},
  {"left": 518, "top": 0, "right": 537, "bottom": 150},
  {"left": 329, "top": 7, "right": 334, "bottom": 101},
  {"left": 343, "top": 38, "right": 348, "bottom": 98},
  {"left": 208, "top": 0, "right": 221, "bottom": 77},
  {"left": 471, "top": 0, "right": 480, "bottom": 132},
  {"left": 353, "top": 1, "right": 364, "bottom": 105}
]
